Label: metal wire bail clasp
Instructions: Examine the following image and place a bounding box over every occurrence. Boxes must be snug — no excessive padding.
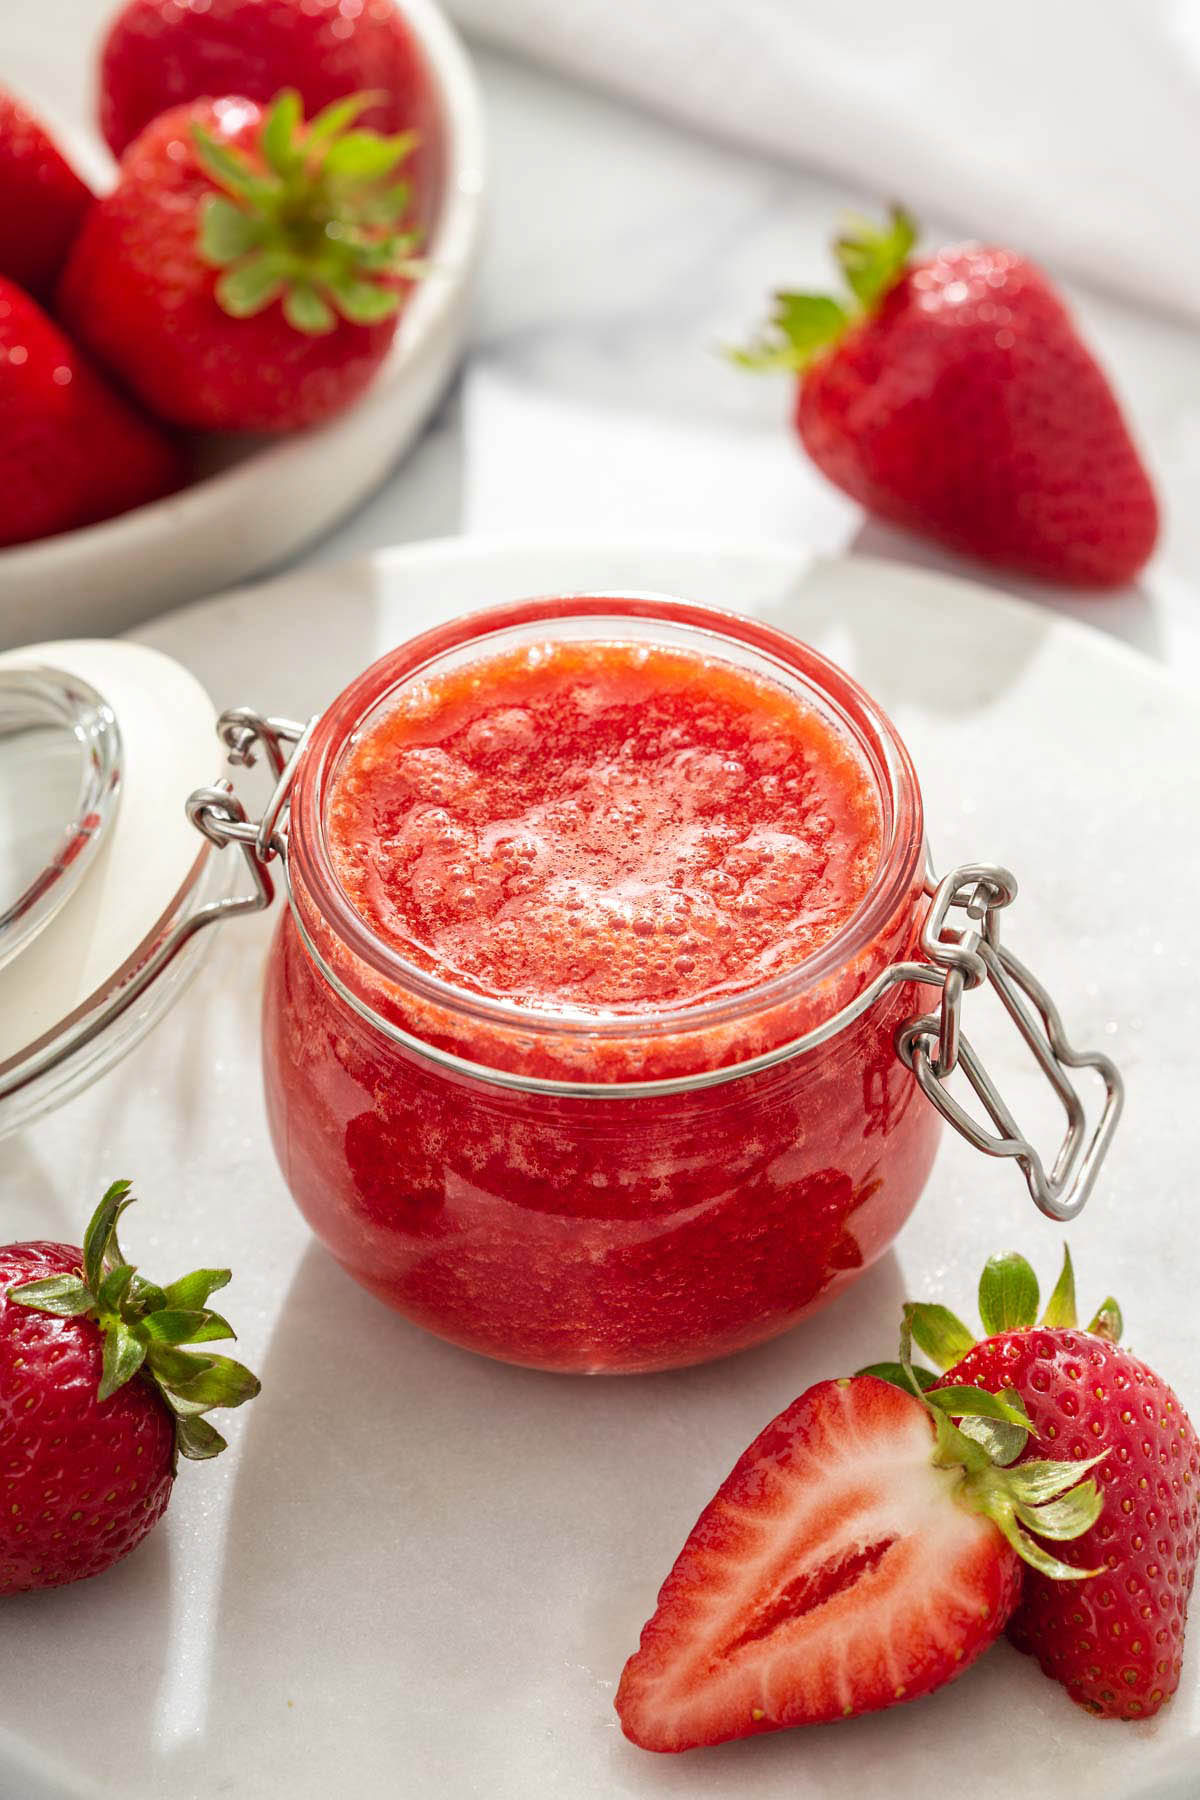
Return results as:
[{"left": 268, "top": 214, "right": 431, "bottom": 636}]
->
[
  {"left": 895, "top": 864, "right": 1124, "bottom": 1224},
  {"left": 184, "top": 708, "right": 315, "bottom": 928}
]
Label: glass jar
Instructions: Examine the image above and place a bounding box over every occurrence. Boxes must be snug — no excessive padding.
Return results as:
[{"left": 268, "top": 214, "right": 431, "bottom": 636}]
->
[
  {"left": 0, "top": 596, "right": 1122, "bottom": 1371},
  {"left": 262, "top": 594, "right": 939, "bottom": 1372}
]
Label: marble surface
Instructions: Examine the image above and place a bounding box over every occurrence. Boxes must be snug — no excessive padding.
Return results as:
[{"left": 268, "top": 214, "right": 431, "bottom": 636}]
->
[{"left": 5, "top": 7, "right": 1200, "bottom": 682}]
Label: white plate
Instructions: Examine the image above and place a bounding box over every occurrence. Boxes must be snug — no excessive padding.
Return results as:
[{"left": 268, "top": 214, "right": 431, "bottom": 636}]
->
[
  {"left": 1, "top": 537, "right": 1197, "bottom": 1800},
  {"left": 0, "top": 0, "right": 485, "bottom": 650}
]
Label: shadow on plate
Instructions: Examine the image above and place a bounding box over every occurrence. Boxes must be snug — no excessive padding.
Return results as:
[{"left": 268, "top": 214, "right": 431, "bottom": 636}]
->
[
  {"left": 851, "top": 515, "right": 1162, "bottom": 666},
  {"left": 190, "top": 1242, "right": 912, "bottom": 1793},
  {"left": 1, "top": 1516, "right": 174, "bottom": 1785}
]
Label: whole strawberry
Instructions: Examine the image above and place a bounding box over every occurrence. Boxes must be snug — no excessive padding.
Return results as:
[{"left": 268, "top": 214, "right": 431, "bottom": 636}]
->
[
  {"left": 617, "top": 1371, "right": 1099, "bottom": 1752},
  {"left": 58, "top": 90, "right": 421, "bottom": 434},
  {"left": 0, "top": 87, "right": 94, "bottom": 301},
  {"left": 878, "top": 1250, "right": 1199, "bottom": 1719},
  {"left": 1, "top": 1182, "right": 259, "bottom": 1596},
  {"left": 738, "top": 208, "right": 1159, "bottom": 588},
  {"left": 0, "top": 278, "right": 184, "bottom": 548},
  {"left": 98, "top": 0, "right": 437, "bottom": 182}
]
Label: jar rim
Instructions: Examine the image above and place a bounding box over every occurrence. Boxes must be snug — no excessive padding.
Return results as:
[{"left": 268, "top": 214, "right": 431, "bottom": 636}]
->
[{"left": 287, "top": 592, "right": 925, "bottom": 1047}]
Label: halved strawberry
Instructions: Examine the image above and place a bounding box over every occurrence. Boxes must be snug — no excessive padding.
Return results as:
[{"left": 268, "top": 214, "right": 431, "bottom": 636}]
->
[{"left": 616, "top": 1373, "right": 1100, "bottom": 1752}]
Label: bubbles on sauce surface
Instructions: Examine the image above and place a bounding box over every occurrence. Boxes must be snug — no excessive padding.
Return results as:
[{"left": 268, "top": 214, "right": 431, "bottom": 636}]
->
[{"left": 327, "top": 640, "right": 882, "bottom": 1009}]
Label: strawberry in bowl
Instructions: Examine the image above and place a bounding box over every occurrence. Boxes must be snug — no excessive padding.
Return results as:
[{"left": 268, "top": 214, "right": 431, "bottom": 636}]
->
[
  {"left": 59, "top": 90, "right": 423, "bottom": 434},
  {"left": 0, "top": 86, "right": 94, "bottom": 301},
  {"left": 98, "top": 0, "right": 438, "bottom": 167},
  {"left": 738, "top": 208, "right": 1159, "bottom": 588},
  {"left": 0, "top": 277, "right": 184, "bottom": 548},
  {"left": 97, "top": 0, "right": 444, "bottom": 239}
]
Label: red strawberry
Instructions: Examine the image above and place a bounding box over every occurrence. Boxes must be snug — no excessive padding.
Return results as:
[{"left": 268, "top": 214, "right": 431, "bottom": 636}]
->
[
  {"left": 616, "top": 1373, "right": 1100, "bottom": 1752},
  {"left": 0, "top": 87, "right": 94, "bottom": 301},
  {"left": 98, "top": 0, "right": 439, "bottom": 193},
  {"left": 739, "top": 208, "right": 1159, "bottom": 588},
  {"left": 0, "top": 278, "right": 184, "bottom": 549},
  {"left": 1, "top": 1182, "right": 259, "bottom": 1596},
  {"left": 889, "top": 1250, "right": 1199, "bottom": 1719},
  {"left": 58, "top": 91, "right": 422, "bottom": 434}
]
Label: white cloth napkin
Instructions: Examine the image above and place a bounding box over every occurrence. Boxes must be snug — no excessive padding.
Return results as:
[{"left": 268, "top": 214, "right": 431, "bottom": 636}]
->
[{"left": 446, "top": 0, "right": 1200, "bottom": 325}]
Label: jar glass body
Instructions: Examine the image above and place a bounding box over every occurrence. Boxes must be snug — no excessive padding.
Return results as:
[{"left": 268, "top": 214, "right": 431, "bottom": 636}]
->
[{"left": 261, "top": 594, "right": 941, "bottom": 1373}]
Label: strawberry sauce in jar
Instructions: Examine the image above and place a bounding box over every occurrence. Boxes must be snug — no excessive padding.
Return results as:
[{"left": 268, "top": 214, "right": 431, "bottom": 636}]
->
[{"left": 262, "top": 596, "right": 939, "bottom": 1371}]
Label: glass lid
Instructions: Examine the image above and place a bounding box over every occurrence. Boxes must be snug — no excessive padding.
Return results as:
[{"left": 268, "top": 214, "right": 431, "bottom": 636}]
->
[
  {"left": 0, "top": 639, "right": 226, "bottom": 1139},
  {"left": 0, "top": 665, "right": 122, "bottom": 972}
]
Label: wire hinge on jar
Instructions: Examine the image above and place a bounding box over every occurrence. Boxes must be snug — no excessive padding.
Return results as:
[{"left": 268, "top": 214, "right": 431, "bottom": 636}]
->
[
  {"left": 185, "top": 709, "right": 314, "bottom": 917},
  {"left": 895, "top": 863, "right": 1123, "bottom": 1226}
]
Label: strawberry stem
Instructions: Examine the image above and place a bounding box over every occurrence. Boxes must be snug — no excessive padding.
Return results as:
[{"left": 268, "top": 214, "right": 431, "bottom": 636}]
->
[
  {"left": 978, "top": 1252, "right": 1040, "bottom": 1336},
  {"left": 833, "top": 206, "right": 916, "bottom": 307},
  {"left": 1087, "top": 1297, "right": 1123, "bottom": 1342},
  {"left": 7, "top": 1185, "right": 260, "bottom": 1464},
  {"left": 859, "top": 1246, "right": 1128, "bottom": 1582},
  {"left": 1041, "top": 1244, "right": 1078, "bottom": 1328},
  {"left": 902, "top": 1300, "right": 976, "bottom": 1370},
  {"left": 733, "top": 203, "right": 916, "bottom": 373},
  {"left": 192, "top": 88, "right": 424, "bottom": 338}
]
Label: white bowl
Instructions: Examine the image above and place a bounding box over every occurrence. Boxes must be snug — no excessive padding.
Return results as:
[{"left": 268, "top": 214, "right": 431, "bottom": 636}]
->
[{"left": 0, "top": 0, "right": 485, "bottom": 648}]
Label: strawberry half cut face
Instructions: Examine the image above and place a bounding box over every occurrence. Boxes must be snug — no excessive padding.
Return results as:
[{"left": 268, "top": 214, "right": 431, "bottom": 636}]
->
[{"left": 616, "top": 1378, "right": 1022, "bottom": 1751}]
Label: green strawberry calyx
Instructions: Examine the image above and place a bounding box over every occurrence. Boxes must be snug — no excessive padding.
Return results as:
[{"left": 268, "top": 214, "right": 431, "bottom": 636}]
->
[
  {"left": 6, "top": 1181, "right": 260, "bottom": 1465},
  {"left": 868, "top": 1245, "right": 1124, "bottom": 1380},
  {"left": 193, "top": 88, "right": 423, "bottom": 338},
  {"left": 859, "top": 1246, "right": 1121, "bottom": 1581},
  {"left": 733, "top": 203, "right": 917, "bottom": 373}
]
